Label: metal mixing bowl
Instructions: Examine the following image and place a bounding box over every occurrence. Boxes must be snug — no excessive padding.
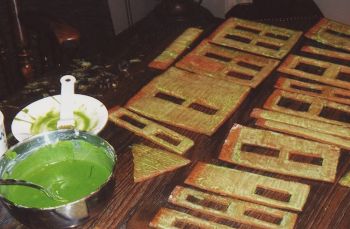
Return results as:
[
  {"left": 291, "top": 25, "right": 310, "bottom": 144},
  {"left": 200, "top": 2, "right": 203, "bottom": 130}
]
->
[{"left": 0, "top": 130, "right": 117, "bottom": 228}]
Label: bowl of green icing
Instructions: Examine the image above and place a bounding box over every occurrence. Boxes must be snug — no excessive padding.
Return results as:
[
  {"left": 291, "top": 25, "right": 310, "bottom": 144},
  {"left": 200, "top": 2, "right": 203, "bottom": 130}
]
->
[
  {"left": 0, "top": 130, "right": 116, "bottom": 228},
  {"left": 11, "top": 94, "right": 108, "bottom": 141}
]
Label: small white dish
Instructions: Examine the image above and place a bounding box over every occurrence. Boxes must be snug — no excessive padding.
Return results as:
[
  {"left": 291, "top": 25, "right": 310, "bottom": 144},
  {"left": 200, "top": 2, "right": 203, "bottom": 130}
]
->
[{"left": 11, "top": 94, "right": 108, "bottom": 141}]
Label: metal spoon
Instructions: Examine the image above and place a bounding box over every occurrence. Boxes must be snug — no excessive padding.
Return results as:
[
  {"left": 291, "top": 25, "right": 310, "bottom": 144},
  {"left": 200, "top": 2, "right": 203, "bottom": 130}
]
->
[{"left": 0, "top": 178, "right": 63, "bottom": 201}]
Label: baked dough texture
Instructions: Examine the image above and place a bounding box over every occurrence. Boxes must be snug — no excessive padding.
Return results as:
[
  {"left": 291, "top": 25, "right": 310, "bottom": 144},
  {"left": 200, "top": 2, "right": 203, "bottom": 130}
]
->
[
  {"left": 132, "top": 144, "right": 190, "bottom": 183},
  {"left": 149, "top": 208, "right": 232, "bottom": 229},
  {"left": 185, "top": 162, "right": 310, "bottom": 211},
  {"left": 219, "top": 124, "right": 340, "bottom": 182},
  {"left": 169, "top": 186, "right": 297, "bottom": 229},
  {"left": 255, "top": 118, "right": 350, "bottom": 150},
  {"left": 339, "top": 170, "right": 350, "bottom": 187},
  {"left": 148, "top": 27, "right": 203, "bottom": 70},
  {"left": 251, "top": 108, "right": 350, "bottom": 149},
  {"left": 278, "top": 55, "right": 350, "bottom": 90},
  {"left": 208, "top": 17, "right": 302, "bottom": 59},
  {"left": 126, "top": 67, "right": 250, "bottom": 136},
  {"left": 108, "top": 107, "right": 194, "bottom": 155},
  {"left": 301, "top": 45, "right": 350, "bottom": 62},
  {"left": 275, "top": 77, "right": 350, "bottom": 106},
  {"left": 305, "top": 18, "right": 350, "bottom": 52},
  {"left": 264, "top": 89, "right": 350, "bottom": 128},
  {"left": 176, "top": 40, "right": 279, "bottom": 88}
]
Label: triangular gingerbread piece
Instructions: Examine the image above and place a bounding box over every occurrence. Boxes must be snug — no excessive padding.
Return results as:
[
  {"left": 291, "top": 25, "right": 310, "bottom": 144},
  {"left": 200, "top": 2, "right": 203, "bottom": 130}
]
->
[
  {"left": 132, "top": 144, "right": 190, "bottom": 182},
  {"left": 339, "top": 170, "right": 350, "bottom": 187}
]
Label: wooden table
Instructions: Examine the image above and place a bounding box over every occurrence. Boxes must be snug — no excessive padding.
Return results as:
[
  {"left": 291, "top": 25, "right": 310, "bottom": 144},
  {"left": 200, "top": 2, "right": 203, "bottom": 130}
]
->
[{"left": 1, "top": 13, "right": 350, "bottom": 229}]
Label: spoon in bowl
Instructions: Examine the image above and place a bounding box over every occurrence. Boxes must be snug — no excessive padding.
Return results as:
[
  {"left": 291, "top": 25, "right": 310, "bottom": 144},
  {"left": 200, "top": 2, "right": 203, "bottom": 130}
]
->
[{"left": 0, "top": 178, "right": 63, "bottom": 201}]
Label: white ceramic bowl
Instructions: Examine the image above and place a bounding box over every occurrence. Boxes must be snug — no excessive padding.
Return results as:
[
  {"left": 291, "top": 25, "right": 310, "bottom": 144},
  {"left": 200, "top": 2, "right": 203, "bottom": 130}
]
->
[{"left": 11, "top": 94, "right": 108, "bottom": 141}]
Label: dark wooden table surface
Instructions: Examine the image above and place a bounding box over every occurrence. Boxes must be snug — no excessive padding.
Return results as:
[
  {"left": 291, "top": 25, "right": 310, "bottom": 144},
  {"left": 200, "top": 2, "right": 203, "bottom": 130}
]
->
[{"left": 1, "top": 11, "right": 350, "bottom": 229}]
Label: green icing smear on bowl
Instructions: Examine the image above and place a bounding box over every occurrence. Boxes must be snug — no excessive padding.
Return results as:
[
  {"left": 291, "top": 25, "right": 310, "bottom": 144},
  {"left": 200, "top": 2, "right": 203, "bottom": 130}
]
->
[
  {"left": 0, "top": 140, "right": 114, "bottom": 208},
  {"left": 30, "top": 110, "right": 97, "bottom": 134}
]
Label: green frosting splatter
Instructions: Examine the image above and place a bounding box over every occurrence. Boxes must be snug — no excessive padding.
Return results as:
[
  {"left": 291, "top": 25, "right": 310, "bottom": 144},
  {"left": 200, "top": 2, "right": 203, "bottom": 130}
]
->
[{"left": 30, "top": 110, "right": 97, "bottom": 134}]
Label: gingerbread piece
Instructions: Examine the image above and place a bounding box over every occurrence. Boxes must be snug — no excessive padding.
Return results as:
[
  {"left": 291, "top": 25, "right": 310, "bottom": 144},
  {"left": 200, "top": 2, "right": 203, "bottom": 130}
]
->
[
  {"left": 278, "top": 55, "right": 350, "bottom": 89},
  {"left": 108, "top": 107, "right": 194, "bottom": 155},
  {"left": 251, "top": 108, "right": 350, "bottom": 140},
  {"left": 149, "top": 208, "right": 232, "bottom": 229},
  {"left": 339, "top": 171, "right": 350, "bottom": 187},
  {"left": 219, "top": 124, "right": 340, "bottom": 182},
  {"left": 176, "top": 40, "right": 279, "bottom": 87},
  {"left": 264, "top": 89, "right": 350, "bottom": 128},
  {"left": 185, "top": 162, "right": 310, "bottom": 211},
  {"left": 275, "top": 77, "right": 350, "bottom": 105},
  {"left": 126, "top": 67, "right": 250, "bottom": 136},
  {"left": 132, "top": 144, "right": 190, "bottom": 182},
  {"left": 255, "top": 118, "right": 350, "bottom": 150},
  {"left": 169, "top": 186, "right": 297, "bottom": 229},
  {"left": 301, "top": 46, "right": 350, "bottom": 62},
  {"left": 305, "top": 18, "right": 350, "bottom": 52},
  {"left": 208, "top": 17, "right": 302, "bottom": 59},
  {"left": 148, "top": 27, "right": 203, "bottom": 70}
]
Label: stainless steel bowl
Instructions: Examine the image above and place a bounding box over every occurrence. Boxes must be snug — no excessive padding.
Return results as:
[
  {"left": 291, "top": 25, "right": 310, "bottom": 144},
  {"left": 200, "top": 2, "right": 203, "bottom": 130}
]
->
[{"left": 0, "top": 130, "right": 117, "bottom": 228}]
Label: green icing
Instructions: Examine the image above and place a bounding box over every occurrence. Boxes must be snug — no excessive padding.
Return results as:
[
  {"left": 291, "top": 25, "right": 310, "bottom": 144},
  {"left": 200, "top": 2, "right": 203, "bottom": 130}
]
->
[
  {"left": 4, "top": 151, "right": 17, "bottom": 160},
  {"left": 30, "top": 110, "right": 97, "bottom": 134},
  {"left": 0, "top": 140, "right": 114, "bottom": 208}
]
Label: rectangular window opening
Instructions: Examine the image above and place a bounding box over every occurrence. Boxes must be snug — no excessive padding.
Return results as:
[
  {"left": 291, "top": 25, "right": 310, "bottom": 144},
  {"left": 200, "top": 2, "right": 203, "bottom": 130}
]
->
[
  {"left": 224, "top": 34, "right": 251, "bottom": 43},
  {"left": 264, "top": 32, "right": 289, "bottom": 41},
  {"left": 204, "top": 52, "right": 231, "bottom": 62},
  {"left": 255, "top": 186, "right": 291, "bottom": 203},
  {"left": 155, "top": 92, "right": 185, "bottom": 105},
  {"left": 235, "top": 25, "right": 261, "bottom": 34},
  {"left": 244, "top": 210, "right": 283, "bottom": 225},
  {"left": 215, "top": 218, "right": 242, "bottom": 228},
  {"left": 237, "top": 61, "right": 263, "bottom": 71},
  {"left": 186, "top": 195, "right": 229, "bottom": 212},
  {"left": 155, "top": 132, "right": 181, "bottom": 146},
  {"left": 290, "top": 84, "right": 323, "bottom": 94},
  {"left": 288, "top": 153, "right": 323, "bottom": 166},
  {"left": 334, "top": 93, "right": 350, "bottom": 100},
  {"left": 227, "top": 71, "right": 253, "bottom": 80},
  {"left": 277, "top": 97, "right": 311, "bottom": 112},
  {"left": 173, "top": 220, "right": 202, "bottom": 229},
  {"left": 295, "top": 62, "right": 326, "bottom": 76},
  {"left": 120, "top": 115, "right": 146, "bottom": 129},
  {"left": 256, "top": 42, "right": 280, "bottom": 51},
  {"left": 189, "top": 103, "right": 218, "bottom": 115},
  {"left": 337, "top": 72, "right": 350, "bottom": 82},
  {"left": 241, "top": 144, "right": 280, "bottom": 158},
  {"left": 325, "top": 29, "right": 350, "bottom": 39},
  {"left": 319, "top": 106, "right": 350, "bottom": 124}
]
